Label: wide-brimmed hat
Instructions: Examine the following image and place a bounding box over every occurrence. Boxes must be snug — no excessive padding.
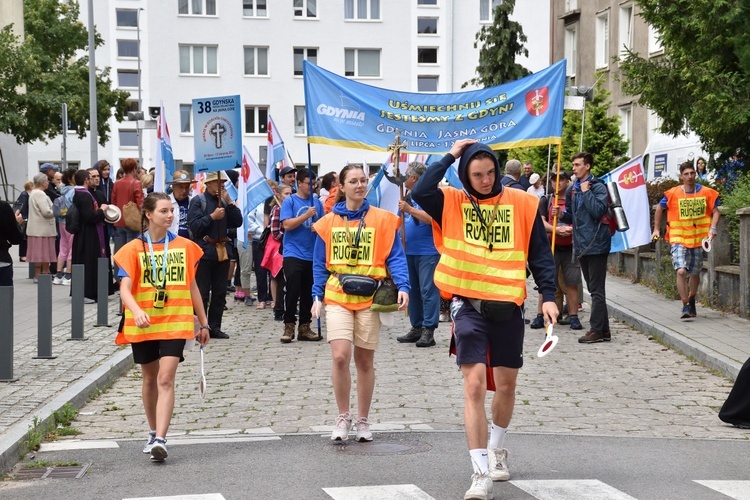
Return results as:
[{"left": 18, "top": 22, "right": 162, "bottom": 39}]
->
[
  {"left": 203, "top": 171, "right": 228, "bottom": 183},
  {"left": 167, "top": 170, "right": 196, "bottom": 185},
  {"left": 103, "top": 205, "right": 122, "bottom": 224}
]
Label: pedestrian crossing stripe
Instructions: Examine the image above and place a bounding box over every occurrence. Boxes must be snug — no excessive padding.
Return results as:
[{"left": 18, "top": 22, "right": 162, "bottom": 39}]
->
[
  {"left": 694, "top": 480, "right": 750, "bottom": 500},
  {"left": 323, "top": 484, "right": 435, "bottom": 499},
  {"left": 123, "top": 495, "right": 226, "bottom": 500},
  {"left": 510, "top": 480, "right": 637, "bottom": 499},
  {"left": 39, "top": 440, "right": 120, "bottom": 452}
]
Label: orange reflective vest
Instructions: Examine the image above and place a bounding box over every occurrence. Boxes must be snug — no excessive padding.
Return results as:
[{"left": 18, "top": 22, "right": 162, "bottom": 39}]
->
[
  {"left": 664, "top": 185, "right": 719, "bottom": 248},
  {"left": 431, "top": 187, "right": 538, "bottom": 306},
  {"left": 312, "top": 207, "right": 399, "bottom": 310},
  {"left": 113, "top": 234, "right": 203, "bottom": 344}
]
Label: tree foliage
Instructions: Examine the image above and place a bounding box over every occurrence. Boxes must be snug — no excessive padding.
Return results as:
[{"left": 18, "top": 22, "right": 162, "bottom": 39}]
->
[
  {"left": 620, "top": 0, "right": 750, "bottom": 163},
  {"left": 0, "top": 0, "right": 130, "bottom": 145},
  {"left": 507, "top": 83, "right": 629, "bottom": 177},
  {"left": 464, "top": 0, "right": 530, "bottom": 88}
]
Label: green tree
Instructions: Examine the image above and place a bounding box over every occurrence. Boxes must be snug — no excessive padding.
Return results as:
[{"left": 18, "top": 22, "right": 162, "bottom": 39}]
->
[
  {"left": 0, "top": 0, "right": 129, "bottom": 145},
  {"left": 464, "top": 0, "right": 530, "bottom": 88},
  {"left": 507, "top": 82, "right": 629, "bottom": 177},
  {"left": 619, "top": 0, "right": 750, "bottom": 162}
]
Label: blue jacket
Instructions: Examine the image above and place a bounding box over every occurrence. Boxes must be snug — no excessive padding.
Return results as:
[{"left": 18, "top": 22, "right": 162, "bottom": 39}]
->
[{"left": 560, "top": 175, "right": 612, "bottom": 257}]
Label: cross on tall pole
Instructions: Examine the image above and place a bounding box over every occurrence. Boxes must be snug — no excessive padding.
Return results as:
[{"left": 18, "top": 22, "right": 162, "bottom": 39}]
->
[{"left": 388, "top": 131, "right": 408, "bottom": 247}]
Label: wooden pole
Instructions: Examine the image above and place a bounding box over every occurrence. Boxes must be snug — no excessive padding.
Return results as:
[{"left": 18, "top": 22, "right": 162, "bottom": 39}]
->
[{"left": 550, "top": 145, "right": 563, "bottom": 255}]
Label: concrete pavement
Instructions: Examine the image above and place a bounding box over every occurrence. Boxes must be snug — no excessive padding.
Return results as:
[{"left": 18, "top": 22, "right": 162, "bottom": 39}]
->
[{"left": 1, "top": 260, "right": 749, "bottom": 474}]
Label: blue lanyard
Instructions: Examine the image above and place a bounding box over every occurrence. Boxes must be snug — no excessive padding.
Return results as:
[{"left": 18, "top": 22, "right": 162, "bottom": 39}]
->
[{"left": 145, "top": 231, "right": 169, "bottom": 287}]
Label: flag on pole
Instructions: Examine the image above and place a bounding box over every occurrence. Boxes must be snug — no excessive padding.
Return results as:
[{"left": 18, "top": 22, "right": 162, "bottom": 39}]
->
[
  {"left": 266, "top": 115, "right": 286, "bottom": 180},
  {"left": 365, "top": 152, "right": 407, "bottom": 214},
  {"left": 192, "top": 173, "right": 206, "bottom": 197},
  {"left": 154, "top": 102, "right": 175, "bottom": 193},
  {"left": 600, "top": 155, "right": 651, "bottom": 253},
  {"left": 425, "top": 155, "right": 463, "bottom": 189},
  {"left": 238, "top": 145, "right": 275, "bottom": 247}
]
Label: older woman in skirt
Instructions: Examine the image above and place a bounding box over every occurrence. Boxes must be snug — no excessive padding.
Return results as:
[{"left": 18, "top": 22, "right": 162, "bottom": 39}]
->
[{"left": 26, "top": 173, "right": 58, "bottom": 280}]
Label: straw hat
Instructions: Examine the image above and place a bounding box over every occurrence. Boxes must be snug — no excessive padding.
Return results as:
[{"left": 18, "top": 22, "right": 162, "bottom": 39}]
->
[
  {"left": 103, "top": 205, "right": 122, "bottom": 224},
  {"left": 203, "top": 171, "right": 228, "bottom": 183}
]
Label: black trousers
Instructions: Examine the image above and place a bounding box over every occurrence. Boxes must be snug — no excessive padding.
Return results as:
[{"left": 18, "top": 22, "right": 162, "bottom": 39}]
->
[
  {"left": 252, "top": 240, "right": 270, "bottom": 302},
  {"left": 283, "top": 256, "right": 313, "bottom": 325},
  {"left": 579, "top": 253, "right": 610, "bottom": 334},
  {"left": 196, "top": 258, "right": 230, "bottom": 332}
]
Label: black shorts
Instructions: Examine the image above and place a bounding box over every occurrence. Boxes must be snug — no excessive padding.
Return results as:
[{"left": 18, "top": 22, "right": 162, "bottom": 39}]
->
[
  {"left": 131, "top": 339, "right": 186, "bottom": 364},
  {"left": 451, "top": 298, "right": 524, "bottom": 369}
]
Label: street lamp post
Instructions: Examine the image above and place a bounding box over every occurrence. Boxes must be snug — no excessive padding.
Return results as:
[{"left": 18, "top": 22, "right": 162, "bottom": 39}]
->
[
  {"left": 87, "top": 0, "right": 97, "bottom": 167},
  {"left": 136, "top": 8, "right": 143, "bottom": 169}
]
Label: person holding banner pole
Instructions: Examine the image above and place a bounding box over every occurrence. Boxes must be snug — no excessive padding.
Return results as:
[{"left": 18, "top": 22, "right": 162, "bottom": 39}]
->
[{"left": 412, "top": 139, "right": 557, "bottom": 499}]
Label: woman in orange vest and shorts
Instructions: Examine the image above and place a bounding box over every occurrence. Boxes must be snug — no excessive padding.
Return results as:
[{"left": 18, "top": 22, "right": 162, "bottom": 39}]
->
[
  {"left": 114, "top": 192, "right": 210, "bottom": 462},
  {"left": 311, "top": 164, "right": 410, "bottom": 443}
]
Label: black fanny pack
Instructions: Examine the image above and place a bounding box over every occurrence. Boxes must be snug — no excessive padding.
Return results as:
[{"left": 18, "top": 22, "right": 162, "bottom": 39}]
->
[
  {"left": 468, "top": 299, "right": 517, "bottom": 322},
  {"left": 337, "top": 274, "right": 379, "bottom": 297}
]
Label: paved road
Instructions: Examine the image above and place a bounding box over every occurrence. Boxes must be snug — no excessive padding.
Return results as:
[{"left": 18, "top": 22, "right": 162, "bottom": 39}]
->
[{"left": 2, "top": 432, "right": 749, "bottom": 499}]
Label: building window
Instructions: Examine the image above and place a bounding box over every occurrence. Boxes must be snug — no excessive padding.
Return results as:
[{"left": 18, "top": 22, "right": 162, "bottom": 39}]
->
[
  {"left": 178, "top": 0, "right": 217, "bottom": 16},
  {"left": 116, "top": 9, "right": 138, "bottom": 27},
  {"left": 245, "top": 106, "right": 269, "bottom": 134},
  {"left": 565, "top": 25, "right": 577, "bottom": 78},
  {"left": 345, "top": 0, "right": 380, "bottom": 20},
  {"left": 417, "top": 0, "right": 437, "bottom": 5},
  {"left": 117, "top": 39, "right": 139, "bottom": 59},
  {"left": 418, "top": 47, "right": 438, "bottom": 64},
  {"left": 180, "top": 104, "right": 192, "bottom": 134},
  {"left": 418, "top": 76, "right": 438, "bottom": 92},
  {"left": 595, "top": 12, "right": 609, "bottom": 69},
  {"left": 179, "top": 45, "right": 218, "bottom": 75},
  {"left": 244, "top": 47, "right": 269, "bottom": 76},
  {"left": 294, "top": 106, "right": 306, "bottom": 135},
  {"left": 117, "top": 70, "right": 139, "bottom": 88},
  {"left": 619, "top": 106, "right": 633, "bottom": 157},
  {"left": 243, "top": 0, "right": 268, "bottom": 17},
  {"left": 619, "top": 4, "right": 634, "bottom": 58},
  {"left": 293, "top": 0, "right": 317, "bottom": 18},
  {"left": 126, "top": 100, "right": 140, "bottom": 113},
  {"left": 648, "top": 25, "right": 663, "bottom": 55},
  {"left": 119, "top": 129, "right": 138, "bottom": 147},
  {"left": 294, "top": 47, "right": 317, "bottom": 76},
  {"left": 345, "top": 49, "right": 380, "bottom": 77},
  {"left": 479, "top": 0, "right": 502, "bottom": 22},
  {"left": 417, "top": 17, "right": 438, "bottom": 34}
]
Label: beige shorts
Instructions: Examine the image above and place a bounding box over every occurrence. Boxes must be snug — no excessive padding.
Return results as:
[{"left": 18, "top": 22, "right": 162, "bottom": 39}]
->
[{"left": 325, "top": 303, "right": 381, "bottom": 350}]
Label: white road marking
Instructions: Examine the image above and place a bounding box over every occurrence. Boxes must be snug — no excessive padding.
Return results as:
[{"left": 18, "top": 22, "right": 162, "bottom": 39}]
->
[
  {"left": 166, "top": 436, "right": 280, "bottom": 446},
  {"left": 323, "top": 484, "right": 435, "bottom": 500},
  {"left": 123, "top": 495, "right": 226, "bottom": 500},
  {"left": 694, "top": 480, "right": 750, "bottom": 500},
  {"left": 39, "top": 440, "right": 119, "bottom": 452},
  {"left": 511, "top": 479, "right": 638, "bottom": 499}
]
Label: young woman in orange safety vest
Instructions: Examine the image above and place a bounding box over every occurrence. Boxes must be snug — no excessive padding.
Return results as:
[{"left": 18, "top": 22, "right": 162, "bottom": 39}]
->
[
  {"left": 114, "top": 192, "right": 210, "bottom": 463},
  {"left": 311, "top": 164, "right": 410, "bottom": 443}
]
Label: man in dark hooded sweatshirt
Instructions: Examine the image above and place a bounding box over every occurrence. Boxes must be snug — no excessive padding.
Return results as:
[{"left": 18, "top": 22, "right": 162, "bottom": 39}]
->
[{"left": 412, "top": 139, "right": 557, "bottom": 500}]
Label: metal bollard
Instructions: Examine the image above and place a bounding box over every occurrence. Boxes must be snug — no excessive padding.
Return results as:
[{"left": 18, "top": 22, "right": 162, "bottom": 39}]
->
[
  {"left": 28, "top": 262, "right": 34, "bottom": 280},
  {"left": 95, "top": 257, "right": 111, "bottom": 327},
  {"left": 69, "top": 264, "right": 87, "bottom": 341},
  {"left": 0, "top": 286, "right": 19, "bottom": 382},
  {"left": 34, "top": 274, "right": 57, "bottom": 359}
]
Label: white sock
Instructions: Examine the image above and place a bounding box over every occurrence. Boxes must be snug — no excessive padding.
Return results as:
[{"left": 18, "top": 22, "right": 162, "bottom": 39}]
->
[
  {"left": 155, "top": 436, "right": 165, "bottom": 442},
  {"left": 489, "top": 423, "right": 507, "bottom": 450},
  {"left": 469, "top": 448, "right": 489, "bottom": 474}
]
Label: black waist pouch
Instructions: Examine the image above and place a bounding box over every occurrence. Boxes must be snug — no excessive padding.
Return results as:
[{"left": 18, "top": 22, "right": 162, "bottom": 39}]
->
[{"left": 468, "top": 299, "right": 517, "bottom": 322}]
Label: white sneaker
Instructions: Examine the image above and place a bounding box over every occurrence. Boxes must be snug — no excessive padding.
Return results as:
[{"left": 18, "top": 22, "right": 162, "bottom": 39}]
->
[
  {"left": 331, "top": 413, "right": 353, "bottom": 441},
  {"left": 62, "top": 277, "right": 71, "bottom": 286},
  {"left": 52, "top": 275, "right": 63, "bottom": 285},
  {"left": 355, "top": 417, "right": 373, "bottom": 442},
  {"left": 487, "top": 448, "right": 510, "bottom": 481},
  {"left": 142, "top": 432, "right": 156, "bottom": 454},
  {"left": 149, "top": 438, "right": 168, "bottom": 462},
  {"left": 464, "top": 471, "right": 494, "bottom": 500}
]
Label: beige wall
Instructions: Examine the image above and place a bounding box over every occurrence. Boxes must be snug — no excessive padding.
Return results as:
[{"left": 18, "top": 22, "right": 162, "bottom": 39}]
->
[
  {"left": 0, "top": 0, "right": 24, "bottom": 37},
  {"left": 550, "top": 0, "right": 660, "bottom": 159}
]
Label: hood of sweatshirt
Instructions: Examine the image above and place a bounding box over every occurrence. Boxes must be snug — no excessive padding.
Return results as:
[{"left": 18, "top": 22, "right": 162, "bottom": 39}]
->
[
  {"left": 457, "top": 143, "right": 503, "bottom": 199},
  {"left": 331, "top": 198, "right": 371, "bottom": 220}
]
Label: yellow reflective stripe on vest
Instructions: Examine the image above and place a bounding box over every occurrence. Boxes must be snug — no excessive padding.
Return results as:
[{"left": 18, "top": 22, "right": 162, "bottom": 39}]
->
[
  {"left": 124, "top": 321, "right": 195, "bottom": 336},
  {"left": 434, "top": 269, "right": 526, "bottom": 300},
  {"left": 442, "top": 237, "right": 527, "bottom": 262},
  {"left": 439, "top": 254, "right": 526, "bottom": 280}
]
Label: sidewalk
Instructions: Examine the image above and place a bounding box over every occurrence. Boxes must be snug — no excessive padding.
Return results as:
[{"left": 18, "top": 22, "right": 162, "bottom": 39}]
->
[{"left": 1, "top": 265, "right": 748, "bottom": 473}]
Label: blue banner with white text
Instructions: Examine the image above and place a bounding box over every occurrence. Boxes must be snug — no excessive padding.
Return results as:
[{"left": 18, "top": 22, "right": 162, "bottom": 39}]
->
[{"left": 303, "top": 60, "right": 566, "bottom": 154}]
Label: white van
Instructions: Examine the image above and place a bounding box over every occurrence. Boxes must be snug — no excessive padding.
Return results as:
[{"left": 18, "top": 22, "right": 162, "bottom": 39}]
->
[{"left": 643, "top": 132, "right": 708, "bottom": 180}]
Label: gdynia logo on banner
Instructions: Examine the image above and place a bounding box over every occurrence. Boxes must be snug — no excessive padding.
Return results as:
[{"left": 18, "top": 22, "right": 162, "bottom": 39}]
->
[{"left": 316, "top": 103, "right": 365, "bottom": 126}]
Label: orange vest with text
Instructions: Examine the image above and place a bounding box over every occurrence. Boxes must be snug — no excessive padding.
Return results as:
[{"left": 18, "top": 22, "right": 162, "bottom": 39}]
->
[
  {"left": 312, "top": 207, "right": 399, "bottom": 311},
  {"left": 113, "top": 234, "right": 203, "bottom": 344},
  {"left": 431, "top": 187, "right": 538, "bottom": 305},
  {"left": 664, "top": 185, "right": 719, "bottom": 248}
]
